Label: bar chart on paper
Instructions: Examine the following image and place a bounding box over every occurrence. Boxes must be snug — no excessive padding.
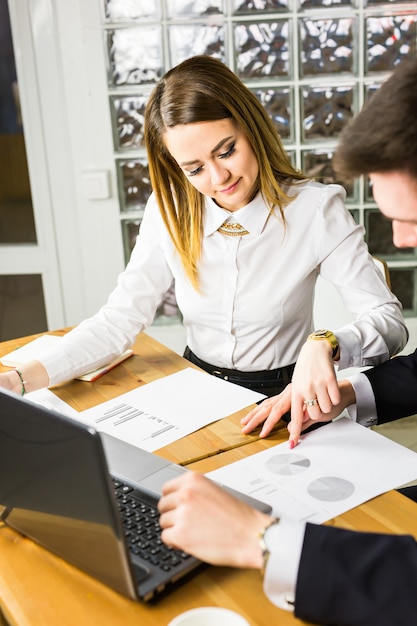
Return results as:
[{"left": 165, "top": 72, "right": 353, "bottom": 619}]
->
[
  {"left": 94, "top": 401, "right": 178, "bottom": 443},
  {"left": 78, "top": 369, "right": 264, "bottom": 451}
]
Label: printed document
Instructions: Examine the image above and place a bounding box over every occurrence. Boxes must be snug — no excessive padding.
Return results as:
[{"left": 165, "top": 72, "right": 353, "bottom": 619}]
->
[
  {"left": 27, "top": 368, "right": 265, "bottom": 451},
  {"left": 207, "top": 417, "right": 417, "bottom": 523}
]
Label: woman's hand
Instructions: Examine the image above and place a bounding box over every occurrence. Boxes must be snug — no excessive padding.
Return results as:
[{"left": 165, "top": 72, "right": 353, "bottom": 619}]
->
[
  {"left": 0, "top": 360, "right": 49, "bottom": 395},
  {"left": 158, "top": 472, "right": 271, "bottom": 569},
  {"left": 241, "top": 384, "right": 292, "bottom": 438},
  {"left": 241, "top": 343, "right": 356, "bottom": 447},
  {"left": 241, "top": 339, "right": 339, "bottom": 445},
  {"left": 0, "top": 370, "right": 22, "bottom": 393},
  {"left": 241, "top": 340, "right": 340, "bottom": 448},
  {"left": 285, "top": 339, "right": 341, "bottom": 447},
  {"left": 287, "top": 378, "right": 356, "bottom": 438}
]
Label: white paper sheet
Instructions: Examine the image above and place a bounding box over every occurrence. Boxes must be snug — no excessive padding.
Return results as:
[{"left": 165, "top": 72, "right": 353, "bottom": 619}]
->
[
  {"left": 0, "top": 335, "right": 62, "bottom": 366},
  {"left": 27, "top": 388, "right": 80, "bottom": 416},
  {"left": 28, "top": 368, "right": 265, "bottom": 452},
  {"left": 207, "top": 417, "right": 417, "bottom": 524}
]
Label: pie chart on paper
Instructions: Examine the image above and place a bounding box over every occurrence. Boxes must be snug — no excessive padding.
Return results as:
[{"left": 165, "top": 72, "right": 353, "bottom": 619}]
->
[
  {"left": 307, "top": 476, "right": 355, "bottom": 502},
  {"left": 266, "top": 453, "right": 311, "bottom": 476}
]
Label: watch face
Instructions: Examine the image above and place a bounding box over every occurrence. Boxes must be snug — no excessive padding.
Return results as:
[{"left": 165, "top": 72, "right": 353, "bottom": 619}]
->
[{"left": 309, "top": 330, "right": 338, "bottom": 357}]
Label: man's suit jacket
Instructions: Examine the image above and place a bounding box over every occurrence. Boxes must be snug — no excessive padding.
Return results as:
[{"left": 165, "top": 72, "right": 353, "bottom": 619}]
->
[
  {"left": 293, "top": 352, "right": 417, "bottom": 625},
  {"left": 294, "top": 522, "right": 417, "bottom": 626},
  {"left": 364, "top": 349, "right": 417, "bottom": 422}
]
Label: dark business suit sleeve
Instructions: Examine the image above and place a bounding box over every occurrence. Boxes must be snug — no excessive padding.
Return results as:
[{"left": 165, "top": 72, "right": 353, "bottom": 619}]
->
[
  {"left": 363, "top": 349, "right": 417, "bottom": 423},
  {"left": 294, "top": 523, "right": 417, "bottom": 626}
]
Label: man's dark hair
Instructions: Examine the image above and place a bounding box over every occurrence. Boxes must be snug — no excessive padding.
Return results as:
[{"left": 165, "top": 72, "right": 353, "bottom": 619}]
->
[{"left": 333, "top": 58, "right": 417, "bottom": 180}]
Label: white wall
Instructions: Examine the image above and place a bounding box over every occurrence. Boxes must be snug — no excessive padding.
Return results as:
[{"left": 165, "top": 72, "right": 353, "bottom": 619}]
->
[{"left": 8, "top": 0, "right": 125, "bottom": 329}]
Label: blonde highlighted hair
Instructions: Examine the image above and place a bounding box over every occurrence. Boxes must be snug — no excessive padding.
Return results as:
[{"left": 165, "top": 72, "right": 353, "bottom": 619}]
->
[{"left": 145, "top": 55, "right": 305, "bottom": 288}]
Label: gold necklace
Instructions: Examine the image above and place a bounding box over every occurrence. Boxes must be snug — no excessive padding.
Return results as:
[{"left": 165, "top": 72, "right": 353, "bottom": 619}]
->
[{"left": 217, "top": 221, "right": 250, "bottom": 236}]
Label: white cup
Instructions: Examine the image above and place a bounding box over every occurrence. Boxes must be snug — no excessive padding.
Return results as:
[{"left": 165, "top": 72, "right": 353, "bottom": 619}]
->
[{"left": 167, "top": 606, "right": 250, "bottom": 626}]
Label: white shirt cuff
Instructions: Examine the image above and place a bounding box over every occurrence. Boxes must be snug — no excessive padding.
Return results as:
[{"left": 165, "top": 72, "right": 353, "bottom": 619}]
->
[
  {"left": 263, "top": 517, "right": 306, "bottom": 611},
  {"left": 347, "top": 373, "right": 378, "bottom": 426}
]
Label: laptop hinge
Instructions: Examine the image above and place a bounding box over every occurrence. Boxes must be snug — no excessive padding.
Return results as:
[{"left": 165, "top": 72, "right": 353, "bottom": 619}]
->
[{"left": 0, "top": 505, "right": 12, "bottom": 523}]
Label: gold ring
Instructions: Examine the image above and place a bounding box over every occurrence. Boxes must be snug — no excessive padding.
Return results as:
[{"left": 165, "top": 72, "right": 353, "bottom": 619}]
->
[{"left": 304, "top": 398, "right": 318, "bottom": 406}]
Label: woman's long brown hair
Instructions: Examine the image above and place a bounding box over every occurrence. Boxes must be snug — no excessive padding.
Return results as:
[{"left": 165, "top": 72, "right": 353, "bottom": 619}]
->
[{"left": 144, "top": 55, "right": 305, "bottom": 289}]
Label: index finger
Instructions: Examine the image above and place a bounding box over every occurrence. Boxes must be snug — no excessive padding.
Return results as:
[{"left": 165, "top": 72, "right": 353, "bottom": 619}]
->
[{"left": 288, "top": 398, "right": 305, "bottom": 448}]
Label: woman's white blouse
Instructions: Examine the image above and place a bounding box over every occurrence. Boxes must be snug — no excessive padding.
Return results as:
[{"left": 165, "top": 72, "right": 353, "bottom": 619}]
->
[{"left": 41, "top": 181, "right": 407, "bottom": 386}]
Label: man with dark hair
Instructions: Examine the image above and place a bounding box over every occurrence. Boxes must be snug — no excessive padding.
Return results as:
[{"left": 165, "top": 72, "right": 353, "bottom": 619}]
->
[
  {"left": 333, "top": 57, "right": 417, "bottom": 179},
  {"left": 158, "top": 58, "right": 417, "bottom": 626}
]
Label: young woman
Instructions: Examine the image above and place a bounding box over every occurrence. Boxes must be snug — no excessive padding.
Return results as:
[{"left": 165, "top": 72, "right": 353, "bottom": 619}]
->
[{"left": 0, "top": 56, "right": 407, "bottom": 442}]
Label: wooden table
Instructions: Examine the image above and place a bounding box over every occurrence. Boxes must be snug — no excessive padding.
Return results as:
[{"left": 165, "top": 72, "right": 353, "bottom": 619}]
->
[
  {"left": 0, "top": 331, "right": 416, "bottom": 626},
  {"left": 0, "top": 329, "right": 269, "bottom": 465}
]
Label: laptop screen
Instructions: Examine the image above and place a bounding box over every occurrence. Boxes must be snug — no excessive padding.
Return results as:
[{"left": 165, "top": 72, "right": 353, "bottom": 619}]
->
[{"left": 0, "top": 388, "right": 140, "bottom": 598}]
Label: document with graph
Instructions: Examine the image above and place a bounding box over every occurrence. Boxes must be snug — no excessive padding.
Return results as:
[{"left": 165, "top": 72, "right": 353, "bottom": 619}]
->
[
  {"left": 207, "top": 417, "right": 417, "bottom": 523},
  {"left": 27, "top": 368, "right": 265, "bottom": 452}
]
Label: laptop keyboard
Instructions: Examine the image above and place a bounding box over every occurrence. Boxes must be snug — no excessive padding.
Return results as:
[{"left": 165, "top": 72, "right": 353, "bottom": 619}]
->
[{"left": 112, "top": 479, "right": 192, "bottom": 574}]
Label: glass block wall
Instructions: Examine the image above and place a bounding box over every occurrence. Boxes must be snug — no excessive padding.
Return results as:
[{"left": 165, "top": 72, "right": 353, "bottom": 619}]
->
[{"left": 102, "top": 0, "right": 417, "bottom": 316}]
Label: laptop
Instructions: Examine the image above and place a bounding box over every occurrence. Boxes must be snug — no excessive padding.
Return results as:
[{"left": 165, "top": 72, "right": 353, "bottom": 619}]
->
[{"left": 0, "top": 388, "right": 271, "bottom": 601}]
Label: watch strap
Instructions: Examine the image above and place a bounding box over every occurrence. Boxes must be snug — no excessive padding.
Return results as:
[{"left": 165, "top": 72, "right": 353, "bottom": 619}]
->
[{"left": 257, "top": 517, "right": 280, "bottom": 576}]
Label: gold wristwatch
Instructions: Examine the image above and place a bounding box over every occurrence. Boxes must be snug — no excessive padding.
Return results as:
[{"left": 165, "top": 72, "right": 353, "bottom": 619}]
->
[
  {"left": 258, "top": 517, "right": 280, "bottom": 576},
  {"left": 307, "top": 329, "right": 339, "bottom": 359}
]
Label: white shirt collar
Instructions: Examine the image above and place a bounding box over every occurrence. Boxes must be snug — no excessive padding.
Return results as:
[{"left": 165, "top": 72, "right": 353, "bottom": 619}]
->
[{"left": 203, "top": 193, "right": 274, "bottom": 238}]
